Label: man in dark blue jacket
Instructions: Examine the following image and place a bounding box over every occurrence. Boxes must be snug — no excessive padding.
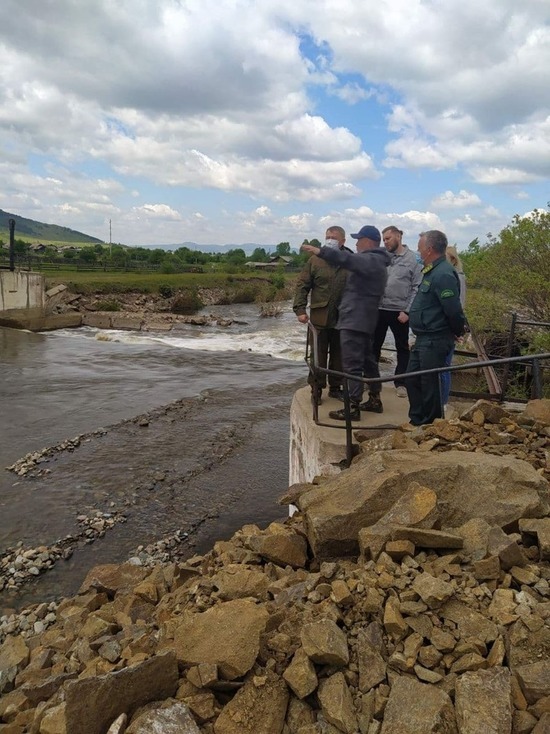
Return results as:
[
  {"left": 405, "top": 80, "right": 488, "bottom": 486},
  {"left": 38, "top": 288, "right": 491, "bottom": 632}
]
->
[
  {"left": 302, "top": 225, "right": 390, "bottom": 420},
  {"left": 406, "top": 230, "right": 466, "bottom": 426}
]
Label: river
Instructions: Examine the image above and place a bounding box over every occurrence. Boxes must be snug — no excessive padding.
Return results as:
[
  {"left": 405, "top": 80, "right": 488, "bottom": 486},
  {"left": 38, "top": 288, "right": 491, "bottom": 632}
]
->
[{"left": 0, "top": 303, "right": 308, "bottom": 611}]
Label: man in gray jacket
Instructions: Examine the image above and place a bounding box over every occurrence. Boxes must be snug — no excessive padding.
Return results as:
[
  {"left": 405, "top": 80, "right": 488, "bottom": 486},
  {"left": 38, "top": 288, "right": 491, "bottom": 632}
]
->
[
  {"left": 302, "top": 225, "right": 390, "bottom": 420},
  {"left": 373, "top": 226, "right": 423, "bottom": 397}
]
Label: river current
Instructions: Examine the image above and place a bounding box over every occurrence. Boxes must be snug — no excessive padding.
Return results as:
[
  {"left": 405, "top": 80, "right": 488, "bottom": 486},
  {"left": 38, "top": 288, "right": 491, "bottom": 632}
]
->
[{"left": 0, "top": 302, "right": 309, "bottom": 610}]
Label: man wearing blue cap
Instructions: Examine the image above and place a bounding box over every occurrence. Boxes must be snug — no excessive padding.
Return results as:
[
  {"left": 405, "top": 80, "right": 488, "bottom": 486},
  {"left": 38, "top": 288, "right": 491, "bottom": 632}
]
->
[{"left": 302, "top": 225, "right": 390, "bottom": 420}]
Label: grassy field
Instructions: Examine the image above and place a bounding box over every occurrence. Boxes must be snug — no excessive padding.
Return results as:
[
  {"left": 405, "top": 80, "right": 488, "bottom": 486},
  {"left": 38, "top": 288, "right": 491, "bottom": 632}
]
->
[
  {"left": 0, "top": 234, "right": 103, "bottom": 247},
  {"left": 43, "top": 269, "right": 298, "bottom": 303}
]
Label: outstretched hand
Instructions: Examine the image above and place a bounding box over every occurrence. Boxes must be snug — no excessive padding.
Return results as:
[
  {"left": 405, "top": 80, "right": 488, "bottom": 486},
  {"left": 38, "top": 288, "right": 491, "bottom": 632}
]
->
[{"left": 301, "top": 244, "right": 321, "bottom": 256}]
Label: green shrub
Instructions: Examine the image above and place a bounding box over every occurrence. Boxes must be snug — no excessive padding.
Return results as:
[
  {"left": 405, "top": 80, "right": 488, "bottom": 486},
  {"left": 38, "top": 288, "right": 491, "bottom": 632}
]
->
[
  {"left": 232, "top": 285, "right": 258, "bottom": 303},
  {"left": 158, "top": 283, "right": 174, "bottom": 298},
  {"left": 171, "top": 289, "right": 204, "bottom": 314},
  {"left": 161, "top": 262, "right": 177, "bottom": 274},
  {"left": 269, "top": 271, "right": 285, "bottom": 290}
]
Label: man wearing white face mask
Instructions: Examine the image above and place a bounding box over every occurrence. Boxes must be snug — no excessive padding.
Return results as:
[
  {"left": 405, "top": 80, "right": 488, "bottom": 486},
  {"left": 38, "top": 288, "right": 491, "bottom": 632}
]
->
[{"left": 293, "top": 226, "right": 349, "bottom": 403}]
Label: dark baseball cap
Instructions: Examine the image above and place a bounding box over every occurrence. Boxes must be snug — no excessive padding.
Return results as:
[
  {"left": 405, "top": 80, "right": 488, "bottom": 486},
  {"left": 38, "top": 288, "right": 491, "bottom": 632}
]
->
[{"left": 350, "top": 225, "right": 381, "bottom": 242}]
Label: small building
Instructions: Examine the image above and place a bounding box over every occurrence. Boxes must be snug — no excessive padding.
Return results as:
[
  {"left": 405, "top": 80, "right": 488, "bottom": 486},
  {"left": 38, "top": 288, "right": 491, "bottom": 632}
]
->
[{"left": 268, "top": 255, "right": 293, "bottom": 266}]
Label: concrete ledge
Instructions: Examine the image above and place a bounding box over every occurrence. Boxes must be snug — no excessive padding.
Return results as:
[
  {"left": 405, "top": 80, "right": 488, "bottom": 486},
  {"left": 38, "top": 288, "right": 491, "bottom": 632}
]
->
[
  {"left": 82, "top": 313, "right": 114, "bottom": 329},
  {"left": 289, "top": 385, "right": 410, "bottom": 485},
  {"left": 0, "top": 311, "right": 82, "bottom": 331}
]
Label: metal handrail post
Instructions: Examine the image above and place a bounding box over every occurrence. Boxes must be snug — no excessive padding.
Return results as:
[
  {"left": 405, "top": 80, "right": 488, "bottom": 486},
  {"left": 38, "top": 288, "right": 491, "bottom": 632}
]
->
[
  {"left": 532, "top": 358, "right": 542, "bottom": 399},
  {"left": 501, "top": 312, "right": 517, "bottom": 398}
]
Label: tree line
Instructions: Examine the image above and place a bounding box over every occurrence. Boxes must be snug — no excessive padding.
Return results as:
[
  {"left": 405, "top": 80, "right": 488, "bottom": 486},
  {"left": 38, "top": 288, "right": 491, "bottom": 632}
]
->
[{"left": 0, "top": 239, "right": 321, "bottom": 271}]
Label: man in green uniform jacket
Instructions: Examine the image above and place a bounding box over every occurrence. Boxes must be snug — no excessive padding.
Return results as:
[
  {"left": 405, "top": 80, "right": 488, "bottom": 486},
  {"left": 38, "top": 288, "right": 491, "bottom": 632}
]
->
[
  {"left": 406, "top": 230, "right": 466, "bottom": 426},
  {"left": 293, "top": 226, "right": 349, "bottom": 402}
]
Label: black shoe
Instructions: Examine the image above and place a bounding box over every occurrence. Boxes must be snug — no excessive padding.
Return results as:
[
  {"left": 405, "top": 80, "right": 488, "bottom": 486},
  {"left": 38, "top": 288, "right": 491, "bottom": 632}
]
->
[
  {"left": 329, "top": 404, "right": 360, "bottom": 421},
  {"left": 360, "top": 396, "right": 383, "bottom": 413},
  {"left": 328, "top": 388, "right": 345, "bottom": 401}
]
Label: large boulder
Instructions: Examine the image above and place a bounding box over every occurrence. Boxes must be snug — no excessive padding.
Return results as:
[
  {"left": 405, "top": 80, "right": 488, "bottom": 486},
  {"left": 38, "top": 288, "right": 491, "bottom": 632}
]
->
[
  {"left": 174, "top": 599, "right": 269, "bottom": 680},
  {"left": 455, "top": 668, "right": 512, "bottom": 734},
  {"left": 380, "top": 677, "right": 457, "bottom": 733},
  {"left": 64, "top": 651, "right": 178, "bottom": 734},
  {"left": 296, "top": 450, "right": 548, "bottom": 557},
  {"left": 0, "top": 635, "right": 29, "bottom": 694}
]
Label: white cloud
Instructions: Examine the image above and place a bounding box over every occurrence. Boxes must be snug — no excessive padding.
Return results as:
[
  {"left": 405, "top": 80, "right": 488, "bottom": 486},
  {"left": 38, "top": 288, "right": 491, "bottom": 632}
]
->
[
  {"left": 137, "top": 204, "right": 182, "bottom": 220},
  {"left": 0, "top": 0, "right": 548, "bottom": 247},
  {"left": 430, "top": 190, "right": 482, "bottom": 209}
]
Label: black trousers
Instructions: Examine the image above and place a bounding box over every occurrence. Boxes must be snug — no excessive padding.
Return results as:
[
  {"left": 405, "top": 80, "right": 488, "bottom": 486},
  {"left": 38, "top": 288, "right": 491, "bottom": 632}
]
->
[
  {"left": 340, "top": 329, "right": 380, "bottom": 404},
  {"left": 373, "top": 310, "right": 410, "bottom": 387},
  {"left": 406, "top": 333, "right": 455, "bottom": 425},
  {"left": 308, "top": 326, "right": 342, "bottom": 390}
]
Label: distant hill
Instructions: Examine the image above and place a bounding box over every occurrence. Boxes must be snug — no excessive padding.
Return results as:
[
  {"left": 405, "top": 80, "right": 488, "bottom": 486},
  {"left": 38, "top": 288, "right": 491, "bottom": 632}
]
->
[{"left": 0, "top": 209, "right": 104, "bottom": 245}]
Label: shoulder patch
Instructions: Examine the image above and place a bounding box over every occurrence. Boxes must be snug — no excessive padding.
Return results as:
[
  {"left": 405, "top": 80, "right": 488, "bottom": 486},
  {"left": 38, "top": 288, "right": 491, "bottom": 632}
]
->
[{"left": 440, "top": 289, "right": 455, "bottom": 299}]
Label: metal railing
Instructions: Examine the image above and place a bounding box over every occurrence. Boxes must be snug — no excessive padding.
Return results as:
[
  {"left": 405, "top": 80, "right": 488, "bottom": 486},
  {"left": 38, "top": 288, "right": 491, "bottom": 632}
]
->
[{"left": 305, "top": 322, "right": 550, "bottom": 467}]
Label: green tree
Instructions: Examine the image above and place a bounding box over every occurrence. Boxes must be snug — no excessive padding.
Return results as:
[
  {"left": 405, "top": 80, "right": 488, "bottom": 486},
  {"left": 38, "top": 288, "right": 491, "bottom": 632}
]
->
[
  {"left": 147, "top": 248, "right": 166, "bottom": 265},
  {"left": 14, "top": 239, "right": 29, "bottom": 255},
  {"left": 275, "top": 242, "right": 291, "bottom": 256},
  {"left": 79, "top": 247, "right": 97, "bottom": 263},
  {"left": 226, "top": 248, "right": 247, "bottom": 265},
  {"left": 250, "top": 247, "right": 268, "bottom": 262},
  {"left": 473, "top": 209, "right": 550, "bottom": 319}
]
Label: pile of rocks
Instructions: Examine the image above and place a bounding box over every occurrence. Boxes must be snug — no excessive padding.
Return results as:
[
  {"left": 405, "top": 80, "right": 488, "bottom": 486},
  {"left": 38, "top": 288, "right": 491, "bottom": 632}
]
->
[
  {"left": 407, "top": 399, "right": 549, "bottom": 481},
  {"left": 0, "top": 400, "right": 549, "bottom": 734}
]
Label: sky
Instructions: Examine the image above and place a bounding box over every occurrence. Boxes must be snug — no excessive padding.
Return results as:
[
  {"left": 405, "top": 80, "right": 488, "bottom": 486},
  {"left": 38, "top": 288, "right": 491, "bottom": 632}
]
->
[{"left": 1, "top": 1, "right": 549, "bottom": 250}]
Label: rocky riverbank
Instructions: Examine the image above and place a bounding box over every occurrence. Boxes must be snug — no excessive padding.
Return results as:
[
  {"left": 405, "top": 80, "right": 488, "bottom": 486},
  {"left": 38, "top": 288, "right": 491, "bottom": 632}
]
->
[
  {"left": 1, "top": 399, "right": 549, "bottom": 733},
  {"left": 44, "top": 284, "right": 286, "bottom": 333}
]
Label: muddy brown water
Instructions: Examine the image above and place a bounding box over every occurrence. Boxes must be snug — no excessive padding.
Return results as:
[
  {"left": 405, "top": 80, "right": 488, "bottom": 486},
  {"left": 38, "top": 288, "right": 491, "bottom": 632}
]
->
[{"left": 0, "top": 316, "right": 306, "bottom": 612}]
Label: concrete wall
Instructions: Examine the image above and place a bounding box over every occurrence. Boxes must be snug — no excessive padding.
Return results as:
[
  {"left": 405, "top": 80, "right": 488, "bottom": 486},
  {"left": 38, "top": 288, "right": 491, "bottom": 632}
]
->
[
  {"left": 0, "top": 270, "right": 82, "bottom": 330},
  {"left": 0, "top": 270, "right": 45, "bottom": 313},
  {"left": 289, "top": 386, "right": 348, "bottom": 485}
]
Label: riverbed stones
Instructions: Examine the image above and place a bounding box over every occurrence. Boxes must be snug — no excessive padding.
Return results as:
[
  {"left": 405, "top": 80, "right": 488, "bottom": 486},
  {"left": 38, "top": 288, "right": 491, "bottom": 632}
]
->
[{"left": 174, "top": 599, "right": 269, "bottom": 679}]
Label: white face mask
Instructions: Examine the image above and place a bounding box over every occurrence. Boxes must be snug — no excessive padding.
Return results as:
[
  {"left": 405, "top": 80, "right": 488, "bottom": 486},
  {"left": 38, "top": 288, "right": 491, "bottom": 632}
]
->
[{"left": 325, "top": 238, "right": 340, "bottom": 248}]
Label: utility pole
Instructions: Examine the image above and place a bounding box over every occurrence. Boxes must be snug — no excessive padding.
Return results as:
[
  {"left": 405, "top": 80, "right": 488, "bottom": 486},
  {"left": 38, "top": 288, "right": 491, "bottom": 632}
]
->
[{"left": 109, "top": 219, "right": 112, "bottom": 256}]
